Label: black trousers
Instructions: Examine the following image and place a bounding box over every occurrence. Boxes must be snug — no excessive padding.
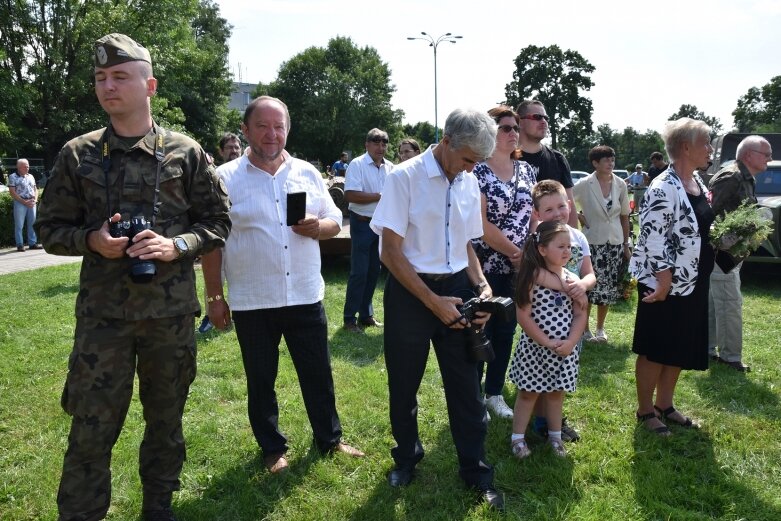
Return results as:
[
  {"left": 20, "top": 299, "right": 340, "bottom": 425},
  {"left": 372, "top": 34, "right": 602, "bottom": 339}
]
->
[
  {"left": 232, "top": 302, "right": 342, "bottom": 455},
  {"left": 384, "top": 271, "right": 494, "bottom": 488}
]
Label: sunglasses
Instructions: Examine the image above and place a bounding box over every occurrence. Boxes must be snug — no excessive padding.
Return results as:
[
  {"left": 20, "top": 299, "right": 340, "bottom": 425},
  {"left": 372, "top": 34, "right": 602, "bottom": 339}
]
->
[
  {"left": 498, "top": 124, "right": 520, "bottom": 134},
  {"left": 519, "top": 114, "right": 549, "bottom": 122},
  {"left": 369, "top": 137, "right": 389, "bottom": 144}
]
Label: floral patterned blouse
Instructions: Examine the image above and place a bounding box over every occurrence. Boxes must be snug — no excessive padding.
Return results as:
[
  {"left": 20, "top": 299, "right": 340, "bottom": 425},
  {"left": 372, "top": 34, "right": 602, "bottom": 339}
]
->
[{"left": 472, "top": 160, "right": 536, "bottom": 275}]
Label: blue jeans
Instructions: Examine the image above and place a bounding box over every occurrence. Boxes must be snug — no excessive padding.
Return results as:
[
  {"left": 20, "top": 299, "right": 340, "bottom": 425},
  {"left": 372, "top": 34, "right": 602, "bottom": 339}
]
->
[
  {"left": 478, "top": 272, "right": 517, "bottom": 396},
  {"left": 343, "top": 213, "right": 380, "bottom": 323},
  {"left": 13, "top": 200, "right": 37, "bottom": 246}
]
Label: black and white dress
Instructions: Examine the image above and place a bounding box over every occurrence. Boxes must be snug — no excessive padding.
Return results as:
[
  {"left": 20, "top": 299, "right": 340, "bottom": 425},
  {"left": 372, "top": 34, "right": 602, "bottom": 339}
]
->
[{"left": 509, "top": 285, "right": 580, "bottom": 392}]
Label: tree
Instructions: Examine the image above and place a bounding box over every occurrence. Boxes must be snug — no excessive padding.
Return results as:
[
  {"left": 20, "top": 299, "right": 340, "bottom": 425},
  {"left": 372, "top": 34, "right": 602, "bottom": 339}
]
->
[
  {"left": 0, "top": 0, "right": 233, "bottom": 166},
  {"left": 402, "top": 121, "right": 437, "bottom": 150},
  {"left": 668, "top": 104, "right": 722, "bottom": 138},
  {"left": 733, "top": 76, "right": 781, "bottom": 133},
  {"left": 264, "top": 36, "right": 403, "bottom": 164},
  {"left": 504, "top": 45, "right": 595, "bottom": 149}
]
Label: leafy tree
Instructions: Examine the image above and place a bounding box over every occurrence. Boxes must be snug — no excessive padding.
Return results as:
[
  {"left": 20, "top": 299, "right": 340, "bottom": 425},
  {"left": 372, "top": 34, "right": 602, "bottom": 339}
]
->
[
  {"left": 402, "top": 121, "right": 437, "bottom": 149},
  {"left": 504, "top": 44, "right": 595, "bottom": 149},
  {"left": 668, "top": 104, "right": 722, "bottom": 138},
  {"left": 733, "top": 76, "right": 781, "bottom": 133},
  {"left": 0, "top": 0, "right": 233, "bottom": 166},
  {"left": 561, "top": 123, "right": 663, "bottom": 172},
  {"left": 263, "top": 36, "right": 403, "bottom": 164}
]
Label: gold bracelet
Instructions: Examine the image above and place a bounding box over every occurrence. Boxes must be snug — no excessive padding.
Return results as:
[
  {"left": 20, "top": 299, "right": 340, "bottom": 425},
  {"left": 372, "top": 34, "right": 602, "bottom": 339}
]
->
[{"left": 206, "top": 295, "right": 223, "bottom": 303}]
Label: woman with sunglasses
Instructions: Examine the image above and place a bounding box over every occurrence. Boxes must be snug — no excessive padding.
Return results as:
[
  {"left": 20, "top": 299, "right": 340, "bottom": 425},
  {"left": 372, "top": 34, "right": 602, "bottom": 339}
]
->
[{"left": 471, "top": 105, "right": 537, "bottom": 420}]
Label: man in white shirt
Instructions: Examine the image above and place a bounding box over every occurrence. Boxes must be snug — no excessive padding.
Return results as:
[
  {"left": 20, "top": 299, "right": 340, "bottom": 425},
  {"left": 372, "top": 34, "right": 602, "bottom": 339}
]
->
[
  {"left": 370, "top": 108, "right": 504, "bottom": 511},
  {"left": 201, "top": 96, "right": 364, "bottom": 474},
  {"left": 342, "top": 128, "right": 393, "bottom": 333}
]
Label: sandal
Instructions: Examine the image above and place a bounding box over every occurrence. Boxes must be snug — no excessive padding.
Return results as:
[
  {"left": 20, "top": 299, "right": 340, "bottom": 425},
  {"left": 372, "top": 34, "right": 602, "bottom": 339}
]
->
[
  {"left": 654, "top": 405, "right": 700, "bottom": 429},
  {"left": 511, "top": 438, "right": 531, "bottom": 459},
  {"left": 636, "top": 411, "right": 671, "bottom": 437},
  {"left": 549, "top": 439, "right": 567, "bottom": 457}
]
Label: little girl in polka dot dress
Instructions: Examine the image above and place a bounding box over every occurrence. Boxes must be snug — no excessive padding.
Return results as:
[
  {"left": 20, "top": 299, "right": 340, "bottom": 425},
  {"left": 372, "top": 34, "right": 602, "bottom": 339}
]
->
[{"left": 508, "top": 221, "right": 587, "bottom": 458}]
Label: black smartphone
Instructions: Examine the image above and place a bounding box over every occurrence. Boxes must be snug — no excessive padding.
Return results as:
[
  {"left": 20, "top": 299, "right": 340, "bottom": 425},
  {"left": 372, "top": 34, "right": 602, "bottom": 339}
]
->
[{"left": 286, "top": 192, "right": 306, "bottom": 226}]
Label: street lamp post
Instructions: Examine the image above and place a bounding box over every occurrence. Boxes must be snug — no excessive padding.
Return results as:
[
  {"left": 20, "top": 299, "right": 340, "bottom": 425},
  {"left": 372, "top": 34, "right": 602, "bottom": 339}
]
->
[{"left": 407, "top": 32, "right": 462, "bottom": 143}]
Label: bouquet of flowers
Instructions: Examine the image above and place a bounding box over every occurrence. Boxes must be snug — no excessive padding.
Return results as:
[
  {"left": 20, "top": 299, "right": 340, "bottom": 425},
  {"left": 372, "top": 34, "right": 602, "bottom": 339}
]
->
[{"left": 710, "top": 202, "right": 773, "bottom": 272}]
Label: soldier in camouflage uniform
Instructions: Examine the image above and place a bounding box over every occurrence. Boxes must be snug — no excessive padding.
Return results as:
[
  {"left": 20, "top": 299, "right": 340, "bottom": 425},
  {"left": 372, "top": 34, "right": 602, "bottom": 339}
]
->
[{"left": 34, "top": 33, "right": 231, "bottom": 521}]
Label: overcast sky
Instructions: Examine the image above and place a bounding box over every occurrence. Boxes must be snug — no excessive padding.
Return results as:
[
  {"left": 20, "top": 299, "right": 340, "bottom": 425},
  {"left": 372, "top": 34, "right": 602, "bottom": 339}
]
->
[{"left": 217, "top": 0, "right": 780, "bottom": 135}]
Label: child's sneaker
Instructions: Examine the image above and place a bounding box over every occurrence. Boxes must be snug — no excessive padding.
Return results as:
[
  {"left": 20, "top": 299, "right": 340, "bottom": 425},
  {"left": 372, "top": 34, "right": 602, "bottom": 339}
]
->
[
  {"left": 560, "top": 417, "right": 581, "bottom": 442},
  {"left": 549, "top": 439, "right": 567, "bottom": 457},
  {"left": 511, "top": 438, "right": 531, "bottom": 459}
]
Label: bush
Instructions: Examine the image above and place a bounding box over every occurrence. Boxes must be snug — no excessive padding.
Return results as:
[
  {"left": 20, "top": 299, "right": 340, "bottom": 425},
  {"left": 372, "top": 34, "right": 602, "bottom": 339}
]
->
[{"left": 0, "top": 192, "right": 14, "bottom": 246}]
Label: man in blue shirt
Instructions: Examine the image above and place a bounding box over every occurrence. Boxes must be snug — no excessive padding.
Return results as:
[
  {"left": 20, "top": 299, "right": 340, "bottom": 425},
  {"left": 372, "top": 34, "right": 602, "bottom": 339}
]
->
[{"left": 332, "top": 152, "right": 349, "bottom": 176}]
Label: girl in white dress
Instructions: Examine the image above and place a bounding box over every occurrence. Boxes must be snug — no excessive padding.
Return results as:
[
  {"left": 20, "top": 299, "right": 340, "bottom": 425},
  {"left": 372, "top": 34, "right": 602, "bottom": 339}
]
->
[{"left": 508, "top": 221, "right": 587, "bottom": 458}]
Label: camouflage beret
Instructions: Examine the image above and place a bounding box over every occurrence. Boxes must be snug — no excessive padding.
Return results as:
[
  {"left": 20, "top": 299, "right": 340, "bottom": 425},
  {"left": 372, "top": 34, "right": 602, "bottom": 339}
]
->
[{"left": 94, "top": 33, "right": 152, "bottom": 68}]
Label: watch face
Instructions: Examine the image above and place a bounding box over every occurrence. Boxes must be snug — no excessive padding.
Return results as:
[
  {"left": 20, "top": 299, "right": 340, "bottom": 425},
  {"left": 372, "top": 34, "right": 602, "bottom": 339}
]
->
[{"left": 175, "top": 237, "right": 188, "bottom": 252}]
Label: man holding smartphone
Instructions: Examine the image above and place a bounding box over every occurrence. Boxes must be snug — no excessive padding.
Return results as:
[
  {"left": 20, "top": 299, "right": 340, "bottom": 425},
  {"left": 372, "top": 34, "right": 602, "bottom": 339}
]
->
[{"left": 201, "top": 96, "right": 364, "bottom": 474}]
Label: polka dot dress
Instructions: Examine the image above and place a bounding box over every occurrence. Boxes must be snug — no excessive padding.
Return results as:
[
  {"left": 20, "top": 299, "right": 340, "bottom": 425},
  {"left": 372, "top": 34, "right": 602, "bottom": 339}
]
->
[{"left": 509, "top": 285, "right": 580, "bottom": 392}]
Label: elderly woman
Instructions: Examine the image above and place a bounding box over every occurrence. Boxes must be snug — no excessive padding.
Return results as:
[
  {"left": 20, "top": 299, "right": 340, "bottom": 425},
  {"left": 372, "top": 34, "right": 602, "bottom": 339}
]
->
[
  {"left": 631, "top": 118, "right": 714, "bottom": 435},
  {"left": 397, "top": 138, "right": 421, "bottom": 163},
  {"left": 572, "top": 146, "right": 631, "bottom": 343},
  {"left": 471, "top": 105, "right": 536, "bottom": 419}
]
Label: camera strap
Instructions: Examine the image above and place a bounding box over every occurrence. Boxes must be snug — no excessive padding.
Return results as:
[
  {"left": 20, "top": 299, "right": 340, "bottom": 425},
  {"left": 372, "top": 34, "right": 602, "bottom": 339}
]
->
[{"left": 101, "top": 124, "right": 164, "bottom": 227}]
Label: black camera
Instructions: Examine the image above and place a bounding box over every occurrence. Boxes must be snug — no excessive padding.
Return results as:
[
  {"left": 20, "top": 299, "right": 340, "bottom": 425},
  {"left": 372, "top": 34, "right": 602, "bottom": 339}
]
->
[
  {"left": 109, "top": 215, "right": 157, "bottom": 283},
  {"left": 459, "top": 296, "right": 515, "bottom": 362}
]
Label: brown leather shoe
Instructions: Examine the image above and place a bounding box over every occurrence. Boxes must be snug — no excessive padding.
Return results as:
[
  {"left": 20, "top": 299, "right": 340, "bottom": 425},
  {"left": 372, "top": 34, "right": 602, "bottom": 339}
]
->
[
  {"left": 360, "top": 316, "right": 383, "bottom": 327},
  {"left": 29, "top": 244, "right": 43, "bottom": 250},
  {"left": 343, "top": 322, "right": 365, "bottom": 334},
  {"left": 263, "top": 452, "right": 289, "bottom": 474},
  {"left": 330, "top": 442, "right": 365, "bottom": 458}
]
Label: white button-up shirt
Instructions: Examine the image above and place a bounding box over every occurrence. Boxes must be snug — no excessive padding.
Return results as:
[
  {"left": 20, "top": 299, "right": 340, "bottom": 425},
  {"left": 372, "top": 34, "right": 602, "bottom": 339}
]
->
[
  {"left": 344, "top": 152, "right": 393, "bottom": 217},
  {"left": 217, "top": 153, "right": 342, "bottom": 310},
  {"left": 370, "top": 145, "right": 483, "bottom": 274}
]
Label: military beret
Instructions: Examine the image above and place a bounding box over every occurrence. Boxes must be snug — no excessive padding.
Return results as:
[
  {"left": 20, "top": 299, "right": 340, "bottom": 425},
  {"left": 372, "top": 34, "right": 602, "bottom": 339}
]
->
[{"left": 94, "top": 33, "right": 152, "bottom": 68}]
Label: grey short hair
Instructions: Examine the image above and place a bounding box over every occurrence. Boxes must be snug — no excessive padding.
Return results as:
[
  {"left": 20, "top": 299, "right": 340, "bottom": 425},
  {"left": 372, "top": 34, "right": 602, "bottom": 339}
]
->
[
  {"left": 16, "top": 158, "right": 29, "bottom": 167},
  {"left": 736, "top": 135, "right": 770, "bottom": 161},
  {"left": 661, "top": 118, "right": 711, "bottom": 162},
  {"left": 443, "top": 108, "right": 497, "bottom": 160},
  {"left": 366, "top": 128, "right": 388, "bottom": 142}
]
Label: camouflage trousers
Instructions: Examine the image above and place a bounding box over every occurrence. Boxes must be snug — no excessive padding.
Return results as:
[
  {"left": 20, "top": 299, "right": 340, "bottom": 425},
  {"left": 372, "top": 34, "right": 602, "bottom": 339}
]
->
[{"left": 57, "top": 314, "right": 196, "bottom": 521}]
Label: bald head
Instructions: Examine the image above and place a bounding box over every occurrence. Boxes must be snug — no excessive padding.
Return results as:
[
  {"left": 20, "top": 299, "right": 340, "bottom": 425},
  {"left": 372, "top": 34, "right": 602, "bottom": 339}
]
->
[{"left": 736, "top": 135, "right": 772, "bottom": 175}]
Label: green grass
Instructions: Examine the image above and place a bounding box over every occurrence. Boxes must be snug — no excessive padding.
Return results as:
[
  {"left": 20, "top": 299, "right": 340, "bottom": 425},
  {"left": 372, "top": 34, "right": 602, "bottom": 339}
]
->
[{"left": 1, "top": 259, "right": 780, "bottom": 520}]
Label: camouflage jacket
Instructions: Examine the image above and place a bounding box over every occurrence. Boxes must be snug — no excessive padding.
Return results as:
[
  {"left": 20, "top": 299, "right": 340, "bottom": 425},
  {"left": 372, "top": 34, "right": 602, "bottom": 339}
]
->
[{"left": 35, "top": 123, "right": 231, "bottom": 320}]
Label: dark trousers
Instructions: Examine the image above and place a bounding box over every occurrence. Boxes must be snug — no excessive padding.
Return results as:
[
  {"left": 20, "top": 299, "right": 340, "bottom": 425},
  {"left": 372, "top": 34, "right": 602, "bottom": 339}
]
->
[
  {"left": 343, "top": 212, "right": 381, "bottom": 323},
  {"left": 232, "top": 302, "right": 342, "bottom": 455},
  {"left": 58, "top": 315, "right": 196, "bottom": 521},
  {"left": 384, "top": 271, "right": 494, "bottom": 488},
  {"left": 478, "top": 272, "right": 517, "bottom": 396}
]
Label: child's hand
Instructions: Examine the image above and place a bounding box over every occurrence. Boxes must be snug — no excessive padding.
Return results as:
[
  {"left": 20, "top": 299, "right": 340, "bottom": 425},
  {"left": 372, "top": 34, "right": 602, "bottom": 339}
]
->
[
  {"left": 554, "top": 342, "right": 574, "bottom": 357},
  {"left": 548, "top": 339, "right": 564, "bottom": 352},
  {"left": 565, "top": 278, "right": 586, "bottom": 301}
]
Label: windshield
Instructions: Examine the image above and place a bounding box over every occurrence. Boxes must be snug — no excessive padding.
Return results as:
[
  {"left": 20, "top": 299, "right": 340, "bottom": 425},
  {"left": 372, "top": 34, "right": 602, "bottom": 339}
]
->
[{"left": 756, "top": 167, "right": 781, "bottom": 195}]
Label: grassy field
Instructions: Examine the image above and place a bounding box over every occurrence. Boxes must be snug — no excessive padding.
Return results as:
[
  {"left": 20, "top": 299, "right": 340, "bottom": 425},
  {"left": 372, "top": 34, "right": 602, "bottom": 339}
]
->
[{"left": 1, "top": 259, "right": 780, "bottom": 520}]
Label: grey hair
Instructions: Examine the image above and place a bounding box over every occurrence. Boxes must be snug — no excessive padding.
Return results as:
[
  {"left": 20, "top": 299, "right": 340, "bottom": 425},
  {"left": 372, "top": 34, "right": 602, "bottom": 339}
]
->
[
  {"left": 16, "top": 158, "right": 29, "bottom": 167},
  {"left": 366, "top": 128, "right": 388, "bottom": 141},
  {"left": 444, "top": 108, "right": 497, "bottom": 160},
  {"left": 661, "top": 118, "right": 711, "bottom": 161},
  {"left": 736, "top": 135, "right": 770, "bottom": 161}
]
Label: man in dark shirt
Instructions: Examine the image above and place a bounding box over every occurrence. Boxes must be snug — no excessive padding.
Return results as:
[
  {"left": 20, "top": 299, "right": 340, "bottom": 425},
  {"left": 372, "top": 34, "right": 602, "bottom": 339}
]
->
[
  {"left": 647, "top": 151, "right": 669, "bottom": 182},
  {"left": 708, "top": 135, "right": 771, "bottom": 373},
  {"left": 516, "top": 100, "right": 578, "bottom": 228}
]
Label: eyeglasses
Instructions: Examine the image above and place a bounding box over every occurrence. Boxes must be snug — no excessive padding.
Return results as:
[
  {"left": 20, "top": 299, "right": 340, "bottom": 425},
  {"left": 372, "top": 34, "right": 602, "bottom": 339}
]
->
[
  {"left": 498, "top": 124, "right": 520, "bottom": 134},
  {"left": 369, "top": 137, "right": 389, "bottom": 144},
  {"left": 519, "top": 114, "right": 549, "bottom": 122},
  {"left": 750, "top": 149, "right": 773, "bottom": 160}
]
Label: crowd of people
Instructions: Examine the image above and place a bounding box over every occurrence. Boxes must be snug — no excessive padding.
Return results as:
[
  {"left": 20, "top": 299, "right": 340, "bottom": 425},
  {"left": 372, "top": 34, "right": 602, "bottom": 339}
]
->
[{"left": 27, "top": 32, "right": 771, "bottom": 520}]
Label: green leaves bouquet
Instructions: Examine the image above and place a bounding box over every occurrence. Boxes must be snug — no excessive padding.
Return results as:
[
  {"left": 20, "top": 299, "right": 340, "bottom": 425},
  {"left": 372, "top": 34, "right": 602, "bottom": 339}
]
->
[{"left": 710, "top": 202, "right": 773, "bottom": 272}]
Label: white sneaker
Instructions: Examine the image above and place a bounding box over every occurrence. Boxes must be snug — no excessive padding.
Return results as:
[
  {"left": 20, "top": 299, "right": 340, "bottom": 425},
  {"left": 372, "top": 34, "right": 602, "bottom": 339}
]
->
[
  {"left": 583, "top": 330, "right": 595, "bottom": 342},
  {"left": 486, "top": 395, "right": 514, "bottom": 419}
]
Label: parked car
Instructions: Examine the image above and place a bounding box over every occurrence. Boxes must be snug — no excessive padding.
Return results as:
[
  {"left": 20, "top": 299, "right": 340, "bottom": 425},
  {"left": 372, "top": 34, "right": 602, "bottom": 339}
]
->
[
  {"left": 571, "top": 170, "right": 589, "bottom": 184},
  {"left": 751, "top": 160, "right": 781, "bottom": 263},
  {"left": 613, "top": 169, "right": 629, "bottom": 180}
]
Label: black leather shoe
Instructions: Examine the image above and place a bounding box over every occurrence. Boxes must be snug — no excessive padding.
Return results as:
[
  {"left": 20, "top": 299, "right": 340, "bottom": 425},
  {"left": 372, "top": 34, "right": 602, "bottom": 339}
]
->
[
  {"left": 387, "top": 467, "right": 414, "bottom": 487},
  {"left": 478, "top": 487, "right": 505, "bottom": 512},
  {"left": 143, "top": 508, "right": 178, "bottom": 521}
]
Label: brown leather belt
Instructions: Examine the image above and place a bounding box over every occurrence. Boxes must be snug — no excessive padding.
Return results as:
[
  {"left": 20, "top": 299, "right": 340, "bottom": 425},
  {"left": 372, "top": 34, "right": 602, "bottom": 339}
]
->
[{"left": 419, "top": 272, "right": 457, "bottom": 281}]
